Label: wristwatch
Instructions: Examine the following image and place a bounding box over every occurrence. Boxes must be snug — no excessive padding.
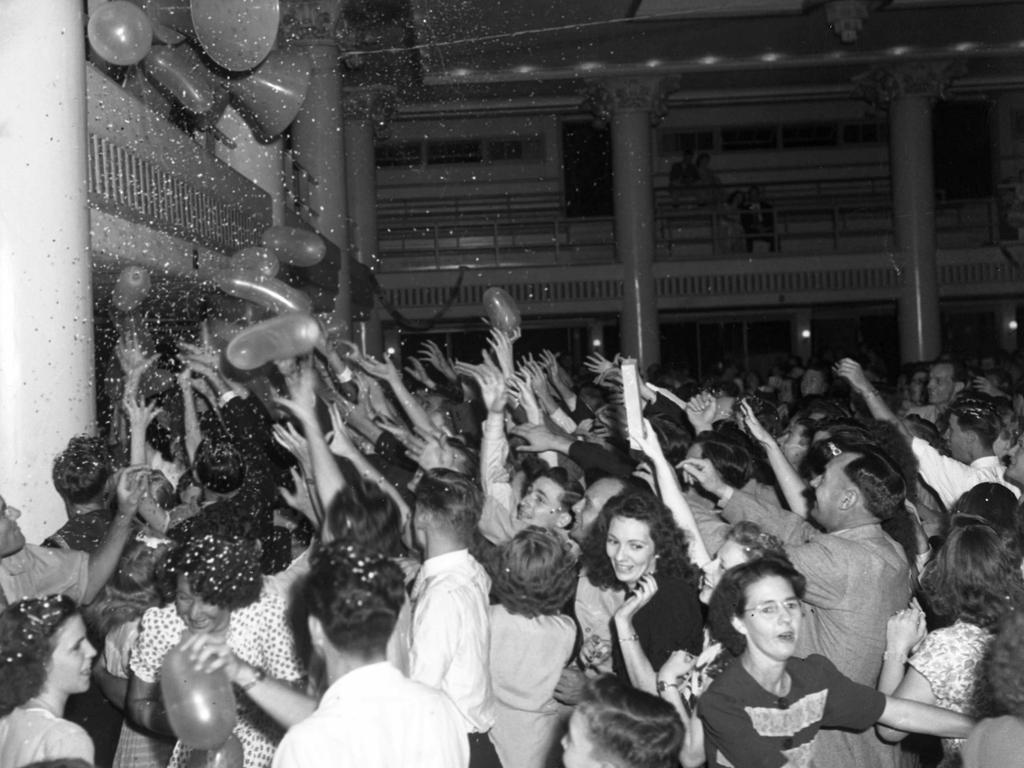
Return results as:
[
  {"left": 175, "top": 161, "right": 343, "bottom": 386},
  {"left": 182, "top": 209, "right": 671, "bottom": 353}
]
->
[{"left": 656, "top": 679, "right": 679, "bottom": 694}]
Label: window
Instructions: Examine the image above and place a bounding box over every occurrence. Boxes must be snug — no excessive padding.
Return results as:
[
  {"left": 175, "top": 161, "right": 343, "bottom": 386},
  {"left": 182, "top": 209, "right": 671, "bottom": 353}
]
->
[
  {"left": 375, "top": 142, "right": 422, "bottom": 167},
  {"left": 426, "top": 140, "right": 482, "bottom": 164},
  {"left": 720, "top": 126, "right": 777, "bottom": 151},
  {"left": 659, "top": 130, "right": 715, "bottom": 155},
  {"left": 841, "top": 122, "right": 887, "bottom": 144},
  {"left": 486, "top": 137, "right": 546, "bottom": 163},
  {"left": 781, "top": 122, "right": 838, "bottom": 148}
]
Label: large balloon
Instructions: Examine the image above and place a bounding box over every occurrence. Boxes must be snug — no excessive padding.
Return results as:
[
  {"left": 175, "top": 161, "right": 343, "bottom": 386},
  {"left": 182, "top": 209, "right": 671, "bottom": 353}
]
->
[
  {"left": 186, "top": 734, "right": 244, "bottom": 768},
  {"left": 226, "top": 313, "right": 321, "bottom": 370},
  {"left": 113, "top": 266, "right": 152, "bottom": 312},
  {"left": 143, "top": 45, "right": 221, "bottom": 116},
  {"left": 88, "top": 1, "right": 153, "bottom": 66},
  {"left": 262, "top": 226, "right": 326, "bottom": 267},
  {"left": 231, "top": 247, "right": 279, "bottom": 278},
  {"left": 160, "top": 643, "right": 237, "bottom": 750},
  {"left": 482, "top": 287, "right": 521, "bottom": 339},
  {"left": 213, "top": 269, "right": 312, "bottom": 315}
]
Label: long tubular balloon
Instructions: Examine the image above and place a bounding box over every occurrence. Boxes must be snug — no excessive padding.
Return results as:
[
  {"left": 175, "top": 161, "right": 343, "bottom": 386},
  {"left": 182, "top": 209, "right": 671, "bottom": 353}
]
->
[
  {"left": 226, "top": 312, "right": 321, "bottom": 370},
  {"left": 262, "top": 226, "right": 326, "bottom": 267},
  {"left": 213, "top": 269, "right": 312, "bottom": 314}
]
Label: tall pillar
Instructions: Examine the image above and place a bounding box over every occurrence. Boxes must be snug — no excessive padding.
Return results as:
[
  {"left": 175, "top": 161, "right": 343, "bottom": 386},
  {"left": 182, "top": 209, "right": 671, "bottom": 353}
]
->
[
  {"left": 584, "top": 78, "right": 674, "bottom": 369},
  {"left": 214, "top": 107, "right": 286, "bottom": 225},
  {"left": 0, "top": 0, "right": 94, "bottom": 541},
  {"left": 342, "top": 87, "right": 396, "bottom": 357},
  {"left": 285, "top": 4, "right": 350, "bottom": 335},
  {"left": 856, "top": 63, "right": 962, "bottom": 364}
]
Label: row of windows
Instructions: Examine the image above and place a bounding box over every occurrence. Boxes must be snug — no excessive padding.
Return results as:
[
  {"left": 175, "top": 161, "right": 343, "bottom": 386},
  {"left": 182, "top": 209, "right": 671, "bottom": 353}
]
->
[
  {"left": 375, "top": 136, "right": 547, "bottom": 168},
  {"left": 659, "top": 121, "right": 887, "bottom": 154}
]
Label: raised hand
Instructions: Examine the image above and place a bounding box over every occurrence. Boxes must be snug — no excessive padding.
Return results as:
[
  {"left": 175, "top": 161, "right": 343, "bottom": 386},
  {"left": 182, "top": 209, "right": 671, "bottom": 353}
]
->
[
  {"left": 404, "top": 357, "right": 436, "bottom": 390},
  {"left": 418, "top": 340, "right": 457, "bottom": 382},
  {"left": 455, "top": 357, "right": 507, "bottom": 415},
  {"left": 273, "top": 422, "right": 313, "bottom": 476},
  {"left": 486, "top": 328, "right": 515, "bottom": 380},
  {"left": 584, "top": 351, "right": 614, "bottom": 378},
  {"left": 678, "top": 457, "right": 731, "bottom": 499},
  {"left": 739, "top": 398, "right": 774, "bottom": 448},
  {"left": 833, "top": 357, "right": 871, "bottom": 394},
  {"left": 685, "top": 392, "right": 717, "bottom": 434}
]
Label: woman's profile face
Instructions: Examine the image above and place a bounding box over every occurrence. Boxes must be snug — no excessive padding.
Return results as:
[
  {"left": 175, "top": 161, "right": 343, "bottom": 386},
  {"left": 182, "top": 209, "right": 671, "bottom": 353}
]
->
[
  {"left": 699, "top": 539, "right": 748, "bottom": 604},
  {"left": 605, "top": 516, "right": 657, "bottom": 588},
  {"left": 733, "top": 575, "right": 802, "bottom": 663},
  {"left": 47, "top": 615, "right": 96, "bottom": 696},
  {"left": 175, "top": 574, "right": 231, "bottom": 635}
]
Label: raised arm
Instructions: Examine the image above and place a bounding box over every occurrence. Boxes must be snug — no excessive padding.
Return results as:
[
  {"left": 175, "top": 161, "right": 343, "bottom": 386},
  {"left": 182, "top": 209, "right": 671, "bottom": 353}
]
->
[
  {"left": 740, "top": 400, "right": 809, "bottom": 518},
  {"left": 360, "top": 354, "right": 439, "bottom": 438},
  {"left": 835, "top": 358, "right": 912, "bottom": 441}
]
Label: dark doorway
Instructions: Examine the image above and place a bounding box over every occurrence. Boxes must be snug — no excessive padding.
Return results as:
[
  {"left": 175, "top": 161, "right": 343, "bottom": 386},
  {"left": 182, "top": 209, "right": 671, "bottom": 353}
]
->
[
  {"left": 932, "top": 101, "right": 993, "bottom": 199},
  {"left": 562, "top": 120, "right": 614, "bottom": 218}
]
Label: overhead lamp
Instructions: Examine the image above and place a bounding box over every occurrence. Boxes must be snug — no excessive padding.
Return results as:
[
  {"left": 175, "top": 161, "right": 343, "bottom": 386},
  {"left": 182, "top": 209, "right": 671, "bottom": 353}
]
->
[{"left": 807, "top": 0, "right": 891, "bottom": 45}]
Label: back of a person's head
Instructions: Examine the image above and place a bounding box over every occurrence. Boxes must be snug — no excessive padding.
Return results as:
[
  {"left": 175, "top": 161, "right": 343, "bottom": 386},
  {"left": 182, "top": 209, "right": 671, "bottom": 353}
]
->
[
  {"left": 52, "top": 435, "right": 112, "bottom": 504},
  {"left": 576, "top": 675, "right": 684, "bottom": 768},
  {"left": 923, "top": 523, "right": 1024, "bottom": 630},
  {"left": 694, "top": 430, "right": 753, "bottom": 489},
  {"left": 951, "top": 483, "right": 1018, "bottom": 537},
  {"left": 303, "top": 541, "right": 405, "bottom": 657},
  {"left": 949, "top": 393, "right": 1002, "bottom": 450},
  {"left": 194, "top": 438, "right": 245, "bottom": 494},
  {"left": 647, "top": 414, "right": 694, "bottom": 466},
  {"left": 490, "top": 526, "right": 576, "bottom": 619},
  {"left": 414, "top": 469, "right": 482, "bottom": 544},
  {"left": 325, "top": 462, "right": 404, "bottom": 557}
]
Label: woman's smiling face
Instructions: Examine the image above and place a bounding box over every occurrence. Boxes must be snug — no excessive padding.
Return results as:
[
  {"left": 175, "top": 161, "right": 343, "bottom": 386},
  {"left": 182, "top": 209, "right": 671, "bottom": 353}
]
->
[{"left": 605, "top": 516, "right": 656, "bottom": 588}]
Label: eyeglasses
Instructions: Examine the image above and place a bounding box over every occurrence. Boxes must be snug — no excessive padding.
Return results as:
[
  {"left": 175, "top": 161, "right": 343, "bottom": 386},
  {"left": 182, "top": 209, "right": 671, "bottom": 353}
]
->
[
  {"left": 746, "top": 598, "right": 802, "bottom": 618},
  {"left": 825, "top": 441, "right": 843, "bottom": 458}
]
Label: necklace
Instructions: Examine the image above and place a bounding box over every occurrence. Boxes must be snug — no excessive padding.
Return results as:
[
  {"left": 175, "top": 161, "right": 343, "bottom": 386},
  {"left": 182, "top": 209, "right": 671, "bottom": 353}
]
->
[{"left": 23, "top": 696, "right": 59, "bottom": 716}]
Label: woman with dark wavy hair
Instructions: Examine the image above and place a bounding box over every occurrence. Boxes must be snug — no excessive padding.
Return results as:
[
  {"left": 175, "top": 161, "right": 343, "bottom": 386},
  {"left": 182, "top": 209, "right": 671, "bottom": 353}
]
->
[
  {"left": 877, "top": 523, "right": 1024, "bottom": 767},
  {"left": 488, "top": 526, "right": 577, "bottom": 768},
  {"left": 576, "top": 489, "right": 702, "bottom": 695},
  {"left": 0, "top": 595, "right": 96, "bottom": 766}
]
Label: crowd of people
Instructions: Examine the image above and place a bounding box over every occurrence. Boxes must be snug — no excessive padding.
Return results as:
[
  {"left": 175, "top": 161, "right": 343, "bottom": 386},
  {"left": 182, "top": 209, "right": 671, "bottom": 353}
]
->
[
  {"left": 2, "top": 319, "right": 1024, "bottom": 768},
  {"left": 667, "top": 151, "right": 775, "bottom": 253}
]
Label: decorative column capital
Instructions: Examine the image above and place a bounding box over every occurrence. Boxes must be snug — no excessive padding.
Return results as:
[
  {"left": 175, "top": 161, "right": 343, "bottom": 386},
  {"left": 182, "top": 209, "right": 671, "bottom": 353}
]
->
[
  {"left": 279, "top": 0, "right": 346, "bottom": 45},
  {"left": 852, "top": 61, "right": 966, "bottom": 110},
  {"left": 581, "top": 76, "right": 680, "bottom": 126},
  {"left": 340, "top": 86, "right": 397, "bottom": 138}
]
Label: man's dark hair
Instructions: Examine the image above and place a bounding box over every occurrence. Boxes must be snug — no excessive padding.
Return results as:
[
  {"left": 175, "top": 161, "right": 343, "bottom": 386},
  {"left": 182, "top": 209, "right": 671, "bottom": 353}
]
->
[
  {"left": 414, "top": 469, "right": 482, "bottom": 544},
  {"left": 52, "top": 436, "right": 112, "bottom": 504},
  {"left": 194, "top": 438, "right": 245, "bottom": 495},
  {"left": 575, "top": 675, "right": 684, "bottom": 768}
]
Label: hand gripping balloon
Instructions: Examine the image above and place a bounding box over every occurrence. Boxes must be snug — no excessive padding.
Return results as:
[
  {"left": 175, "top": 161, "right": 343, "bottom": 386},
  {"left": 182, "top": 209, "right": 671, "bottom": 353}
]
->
[
  {"left": 160, "top": 642, "right": 237, "bottom": 751},
  {"left": 482, "top": 287, "right": 521, "bottom": 340},
  {"left": 226, "top": 313, "right": 321, "bottom": 370},
  {"left": 212, "top": 269, "right": 312, "bottom": 315},
  {"left": 186, "top": 734, "right": 244, "bottom": 768}
]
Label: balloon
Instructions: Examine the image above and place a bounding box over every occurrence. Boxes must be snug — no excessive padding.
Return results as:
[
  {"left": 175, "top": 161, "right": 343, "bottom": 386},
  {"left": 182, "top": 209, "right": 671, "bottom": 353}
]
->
[
  {"left": 88, "top": 1, "right": 153, "bottom": 66},
  {"left": 113, "top": 266, "right": 152, "bottom": 312},
  {"left": 143, "top": 45, "right": 221, "bottom": 116},
  {"left": 212, "top": 269, "right": 312, "bottom": 315},
  {"left": 226, "top": 313, "right": 321, "bottom": 370},
  {"left": 231, "top": 247, "right": 279, "bottom": 278},
  {"left": 262, "top": 226, "right": 326, "bottom": 267},
  {"left": 160, "top": 643, "right": 237, "bottom": 750},
  {"left": 482, "top": 287, "right": 521, "bottom": 339},
  {"left": 186, "top": 735, "right": 244, "bottom": 768}
]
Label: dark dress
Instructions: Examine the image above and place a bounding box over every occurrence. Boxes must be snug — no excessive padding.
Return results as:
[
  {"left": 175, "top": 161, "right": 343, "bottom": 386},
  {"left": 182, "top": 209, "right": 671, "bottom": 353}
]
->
[{"left": 700, "top": 653, "right": 886, "bottom": 768}]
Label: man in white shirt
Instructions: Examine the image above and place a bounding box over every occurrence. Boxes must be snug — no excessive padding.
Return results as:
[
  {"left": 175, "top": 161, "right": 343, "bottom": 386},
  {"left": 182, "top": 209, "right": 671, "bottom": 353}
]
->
[
  {"left": 408, "top": 469, "right": 501, "bottom": 768},
  {"left": 904, "top": 359, "right": 966, "bottom": 425},
  {"left": 273, "top": 542, "right": 469, "bottom": 768}
]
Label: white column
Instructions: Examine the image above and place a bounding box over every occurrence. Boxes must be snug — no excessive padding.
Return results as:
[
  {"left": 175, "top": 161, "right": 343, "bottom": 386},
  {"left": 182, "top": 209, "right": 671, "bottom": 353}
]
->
[{"left": 0, "top": 0, "right": 94, "bottom": 541}]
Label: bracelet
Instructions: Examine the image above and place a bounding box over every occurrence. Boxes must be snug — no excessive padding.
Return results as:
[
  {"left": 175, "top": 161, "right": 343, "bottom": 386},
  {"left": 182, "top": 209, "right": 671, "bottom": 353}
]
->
[
  {"left": 240, "top": 667, "right": 266, "bottom": 692},
  {"left": 620, "top": 634, "right": 640, "bottom": 643},
  {"left": 882, "top": 651, "right": 907, "bottom": 664}
]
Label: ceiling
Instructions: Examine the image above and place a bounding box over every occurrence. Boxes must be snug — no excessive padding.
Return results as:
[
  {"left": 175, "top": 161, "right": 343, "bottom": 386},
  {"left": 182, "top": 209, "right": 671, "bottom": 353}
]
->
[{"left": 368, "top": 0, "right": 1024, "bottom": 110}]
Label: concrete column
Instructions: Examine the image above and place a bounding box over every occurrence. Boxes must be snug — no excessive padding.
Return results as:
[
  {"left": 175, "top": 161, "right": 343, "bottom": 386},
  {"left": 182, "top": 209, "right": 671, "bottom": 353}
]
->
[
  {"left": 0, "top": 0, "right": 94, "bottom": 541},
  {"left": 585, "top": 78, "right": 675, "bottom": 369},
  {"left": 856, "top": 62, "right": 962, "bottom": 364},
  {"left": 214, "top": 107, "right": 286, "bottom": 225},
  {"left": 342, "top": 87, "right": 396, "bottom": 357},
  {"left": 289, "top": 42, "right": 349, "bottom": 336}
]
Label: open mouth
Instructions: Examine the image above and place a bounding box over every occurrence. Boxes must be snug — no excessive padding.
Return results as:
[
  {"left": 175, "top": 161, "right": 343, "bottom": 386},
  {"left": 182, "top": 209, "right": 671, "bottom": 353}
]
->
[{"left": 778, "top": 631, "right": 795, "bottom": 642}]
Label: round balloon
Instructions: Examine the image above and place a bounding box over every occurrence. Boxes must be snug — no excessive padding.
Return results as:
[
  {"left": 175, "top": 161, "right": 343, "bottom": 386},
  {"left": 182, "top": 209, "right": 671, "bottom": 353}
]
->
[
  {"left": 88, "top": 1, "right": 153, "bottom": 66},
  {"left": 160, "top": 643, "right": 237, "bottom": 750},
  {"left": 113, "top": 266, "right": 152, "bottom": 312},
  {"left": 186, "top": 734, "right": 244, "bottom": 768},
  {"left": 482, "top": 287, "right": 521, "bottom": 339},
  {"left": 226, "top": 313, "right": 321, "bottom": 370},
  {"left": 231, "top": 246, "right": 279, "bottom": 278},
  {"left": 262, "top": 226, "right": 326, "bottom": 267},
  {"left": 213, "top": 269, "right": 312, "bottom": 315}
]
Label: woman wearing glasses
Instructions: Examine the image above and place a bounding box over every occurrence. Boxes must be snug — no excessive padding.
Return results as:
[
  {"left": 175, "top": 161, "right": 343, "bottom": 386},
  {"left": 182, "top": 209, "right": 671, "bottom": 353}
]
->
[
  {"left": 699, "top": 556, "right": 975, "bottom": 768},
  {"left": 0, "top": 595, "right": 96, "bottom": 766}
]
